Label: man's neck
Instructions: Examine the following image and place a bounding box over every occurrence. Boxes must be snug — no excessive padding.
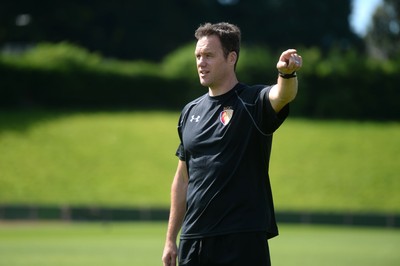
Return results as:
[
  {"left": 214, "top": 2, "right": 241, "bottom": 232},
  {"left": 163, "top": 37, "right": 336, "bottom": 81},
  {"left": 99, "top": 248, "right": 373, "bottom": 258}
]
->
[{"left": 208, "top": 77, "right": 239, "bottom": 97}]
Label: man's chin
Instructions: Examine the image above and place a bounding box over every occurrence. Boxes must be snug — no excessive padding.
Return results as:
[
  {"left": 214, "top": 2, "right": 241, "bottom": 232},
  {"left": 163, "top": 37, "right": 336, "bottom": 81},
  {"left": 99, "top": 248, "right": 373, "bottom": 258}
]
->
[{"left": 199, "top": 79, "right": 210, "bottom": 87}]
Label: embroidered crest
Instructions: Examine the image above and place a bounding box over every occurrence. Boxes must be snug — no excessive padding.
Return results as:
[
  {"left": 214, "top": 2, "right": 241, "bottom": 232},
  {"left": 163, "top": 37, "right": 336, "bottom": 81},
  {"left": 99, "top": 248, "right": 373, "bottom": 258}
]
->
[{"left": 220, "top": 107, "right": 234, "bottom": 126}]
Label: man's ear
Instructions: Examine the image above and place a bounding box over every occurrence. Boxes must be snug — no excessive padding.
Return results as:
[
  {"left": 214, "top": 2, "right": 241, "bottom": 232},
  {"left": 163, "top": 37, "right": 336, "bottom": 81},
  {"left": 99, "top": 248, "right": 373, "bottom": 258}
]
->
[{"left": 228, "top": 51, "right": 237, "bottom": 66}]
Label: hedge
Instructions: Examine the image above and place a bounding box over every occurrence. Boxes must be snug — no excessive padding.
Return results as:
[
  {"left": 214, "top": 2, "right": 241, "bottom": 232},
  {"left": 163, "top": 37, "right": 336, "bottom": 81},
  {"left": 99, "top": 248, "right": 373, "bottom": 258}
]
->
[
  {"left": 0, "top": 64, "right": 192, "bottom": 109},
  {"left": 0, "top": 42, "right": 399, "bottom": 119},
  {"left": 0, "top": 43, "right": 199, "bottom": 109}
]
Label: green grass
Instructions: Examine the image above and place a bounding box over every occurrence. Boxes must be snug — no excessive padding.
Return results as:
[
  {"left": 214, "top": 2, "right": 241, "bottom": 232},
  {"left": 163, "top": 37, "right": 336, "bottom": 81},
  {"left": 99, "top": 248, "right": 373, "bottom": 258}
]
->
[
  {"left": 270, "top": 224, "right": 400, "bottom": 266},
  {"left": 0, "top": 222, "right": 166, "bottom": 266},
  {"left": 0, "top": 110, "right": 399, "bottom": 213},
  {"left": 0, "top": 222, "right": 399, "bottom": 266},
  {"left": 0, "top": 110, "right": 179, "bottom": 207},
  {"left": 270, "top": 119, "right": 400, "bottom": 213}
]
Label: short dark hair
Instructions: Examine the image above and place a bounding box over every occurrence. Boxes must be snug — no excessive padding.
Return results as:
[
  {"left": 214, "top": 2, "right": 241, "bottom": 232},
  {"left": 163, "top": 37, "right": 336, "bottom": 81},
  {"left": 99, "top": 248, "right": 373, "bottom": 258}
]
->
[{"left": 195, "top": 22, "right": 241, "bottom": 68}]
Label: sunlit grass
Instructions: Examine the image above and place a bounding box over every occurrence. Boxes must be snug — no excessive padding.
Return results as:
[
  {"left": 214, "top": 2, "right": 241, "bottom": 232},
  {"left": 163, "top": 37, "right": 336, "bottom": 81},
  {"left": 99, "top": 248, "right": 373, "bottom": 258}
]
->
[
  {"left": 0, "top": 222, "right": 399, "bottom": 266},
  {"left": 0, "top": 111, "right": 179, "bottom": 207},
  {"left": 270, "top": 119, "right": 400, "bottom": 213},
  {"left": 0, "top": 111, "right": 399, "bottom": 213}
]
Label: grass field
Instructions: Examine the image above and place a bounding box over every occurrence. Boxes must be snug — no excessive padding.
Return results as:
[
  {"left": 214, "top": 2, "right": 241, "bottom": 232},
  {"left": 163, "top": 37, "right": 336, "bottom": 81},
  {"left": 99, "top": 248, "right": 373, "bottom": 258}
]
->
[
  {"left": 0, "top": 222, "right": 399, "bottom": 266},
  {"left": 0, "top": 111, "right": 178, "bottom": 207},
  {"left": 0, "top": 110, "right": 399, "bottom": 213}
]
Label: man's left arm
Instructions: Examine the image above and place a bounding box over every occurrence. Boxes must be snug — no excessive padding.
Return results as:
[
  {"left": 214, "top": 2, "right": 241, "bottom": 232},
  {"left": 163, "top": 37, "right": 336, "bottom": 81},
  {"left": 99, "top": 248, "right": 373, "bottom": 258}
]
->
[{"left": 269, "top": 49, "right": 302, "bottom": 113}]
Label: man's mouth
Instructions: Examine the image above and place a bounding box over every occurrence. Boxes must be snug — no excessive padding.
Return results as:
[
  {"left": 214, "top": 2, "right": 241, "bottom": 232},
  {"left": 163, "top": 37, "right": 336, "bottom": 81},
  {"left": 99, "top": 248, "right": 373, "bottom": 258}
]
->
[{"left": 199, "top": 70, "right": 209, "bottom": 77}]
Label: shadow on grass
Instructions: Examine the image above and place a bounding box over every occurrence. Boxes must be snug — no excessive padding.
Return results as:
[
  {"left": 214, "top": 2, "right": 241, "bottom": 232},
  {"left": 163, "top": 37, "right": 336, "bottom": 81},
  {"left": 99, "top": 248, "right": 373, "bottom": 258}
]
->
[
  {"left": 0, "top": 107, "right": 180, "bottom": 133},
  {"left": 0, "top": 109, "right": 69, "bottom": 133}
]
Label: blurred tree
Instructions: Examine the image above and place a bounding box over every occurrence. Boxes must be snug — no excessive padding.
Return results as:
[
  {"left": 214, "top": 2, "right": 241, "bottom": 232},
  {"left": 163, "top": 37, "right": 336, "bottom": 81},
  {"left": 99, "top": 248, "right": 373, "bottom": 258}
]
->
[
  {"left": 365, "top": 0, "right": 400, "bottom": 59},
  {"left": 0, "top": 0, "right": 195, "bottom": 60},
  {"left": 0, "top": 0, "right": 362, "bottom": 60}
]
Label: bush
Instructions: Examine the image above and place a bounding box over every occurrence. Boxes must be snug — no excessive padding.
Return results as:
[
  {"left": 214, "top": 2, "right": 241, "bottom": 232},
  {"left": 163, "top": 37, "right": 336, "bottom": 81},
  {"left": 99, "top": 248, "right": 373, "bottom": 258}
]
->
[
  {"left": 0, "top": 42, "right": 399, "bottom": 119},
  {"left": 297, "top": 49, "right": 399, "bottom": 120},
  {"left": 13, "top": 42, "right": 102, "bottom": 71},
  {"left": 236, "top": 45, "right": 278, "bottom": 84},
  {"left": 162, "top": 42, "right": 197, "bottom": 80},
  {"left": 0, "top": 42, "right": 192, "bottom": 109}
]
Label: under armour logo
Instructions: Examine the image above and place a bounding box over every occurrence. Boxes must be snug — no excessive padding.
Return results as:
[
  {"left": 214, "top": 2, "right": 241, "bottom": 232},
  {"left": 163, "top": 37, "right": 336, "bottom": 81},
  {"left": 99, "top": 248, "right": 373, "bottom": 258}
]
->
[{"left": 190, "top": 115, "right": 200, "bottom": 122}]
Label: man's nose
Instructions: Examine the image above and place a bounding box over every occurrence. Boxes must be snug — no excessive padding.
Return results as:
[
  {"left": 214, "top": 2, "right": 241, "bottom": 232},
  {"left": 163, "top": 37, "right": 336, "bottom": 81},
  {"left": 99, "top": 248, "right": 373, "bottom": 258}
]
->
[{"left": 197, "top": 57, "right": 206, "bottom": 66}]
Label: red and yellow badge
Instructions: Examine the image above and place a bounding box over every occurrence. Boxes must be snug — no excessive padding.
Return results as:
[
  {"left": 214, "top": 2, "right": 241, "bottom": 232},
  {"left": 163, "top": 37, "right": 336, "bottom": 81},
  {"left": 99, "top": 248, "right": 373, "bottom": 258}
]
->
[{"left": 220, "top": 107, "right": 234, "bottom": 126}]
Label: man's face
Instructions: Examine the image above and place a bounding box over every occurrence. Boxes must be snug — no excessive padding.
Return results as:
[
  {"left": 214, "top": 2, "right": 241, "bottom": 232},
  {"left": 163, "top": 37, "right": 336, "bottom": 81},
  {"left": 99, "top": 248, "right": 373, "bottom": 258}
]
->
[{"left": 195, "top": 35, "right": 232, "bottom": 89}]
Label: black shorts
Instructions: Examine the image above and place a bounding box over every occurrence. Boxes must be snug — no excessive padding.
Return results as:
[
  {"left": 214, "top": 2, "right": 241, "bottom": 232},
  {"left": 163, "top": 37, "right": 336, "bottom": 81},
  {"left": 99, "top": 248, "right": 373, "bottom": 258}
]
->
[{"left": 178, "top": 232, "right": 270, "bottom": 266}]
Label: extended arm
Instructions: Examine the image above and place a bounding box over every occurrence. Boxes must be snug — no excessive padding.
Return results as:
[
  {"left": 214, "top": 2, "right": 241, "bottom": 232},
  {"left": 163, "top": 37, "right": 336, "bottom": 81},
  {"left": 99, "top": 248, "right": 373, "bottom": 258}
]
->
[
  {"left": 162, "top": 160, "right": 189, "bottom": 266},
  {"left": 269, "top": 49, "right": 302, "bottom": 113}
]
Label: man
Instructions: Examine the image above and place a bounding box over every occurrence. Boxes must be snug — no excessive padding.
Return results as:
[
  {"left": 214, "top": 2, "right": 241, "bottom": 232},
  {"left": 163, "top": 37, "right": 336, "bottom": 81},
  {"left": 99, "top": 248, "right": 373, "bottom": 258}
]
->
[{"left": 162, "top": 22, "right": 302, "bottom": 266}]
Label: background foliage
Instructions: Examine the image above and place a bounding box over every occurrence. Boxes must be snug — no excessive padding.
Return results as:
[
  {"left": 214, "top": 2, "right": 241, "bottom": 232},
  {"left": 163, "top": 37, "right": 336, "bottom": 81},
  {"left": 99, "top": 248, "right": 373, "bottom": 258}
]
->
[
  {"left": 1, "top": 42, "right": 399, "bottom": 120},
  {"left": 1, "top": 0, "right": 399, "bottom": 120},
  {"left": 0, "top": 0, "right": 362, "bottom": 60}
]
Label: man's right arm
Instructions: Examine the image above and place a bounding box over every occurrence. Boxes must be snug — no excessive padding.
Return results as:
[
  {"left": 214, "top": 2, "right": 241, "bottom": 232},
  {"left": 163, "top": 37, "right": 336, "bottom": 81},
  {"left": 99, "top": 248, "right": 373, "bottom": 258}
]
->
[{"left": 162, "top": 160, "right": 188, "bottom": 266}]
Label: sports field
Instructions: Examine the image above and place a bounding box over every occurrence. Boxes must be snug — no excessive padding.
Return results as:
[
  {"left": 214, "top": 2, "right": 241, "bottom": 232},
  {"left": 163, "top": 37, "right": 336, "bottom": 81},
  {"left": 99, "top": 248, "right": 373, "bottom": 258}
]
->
[
  {"left": 0, "top": 111, "right": 399, "bottom": 265},
  {"left": 0, "top": 222, "right": 399, "bottom": 266},
  {"left": 0, "top": 111, "right": 399, "bottom": 213}
]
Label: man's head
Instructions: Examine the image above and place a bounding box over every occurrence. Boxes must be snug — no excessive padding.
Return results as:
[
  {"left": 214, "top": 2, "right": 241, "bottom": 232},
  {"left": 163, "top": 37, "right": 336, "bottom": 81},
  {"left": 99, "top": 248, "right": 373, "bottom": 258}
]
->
[{"left": 195, "top": 22, "right": 241, "bottom": 69}]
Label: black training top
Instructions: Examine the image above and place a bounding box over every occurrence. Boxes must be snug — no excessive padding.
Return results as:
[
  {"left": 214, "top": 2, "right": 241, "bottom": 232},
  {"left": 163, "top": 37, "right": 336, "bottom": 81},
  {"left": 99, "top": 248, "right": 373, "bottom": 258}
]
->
[{"left": 176, "top": 83, "right": 289, "bottom": 239}]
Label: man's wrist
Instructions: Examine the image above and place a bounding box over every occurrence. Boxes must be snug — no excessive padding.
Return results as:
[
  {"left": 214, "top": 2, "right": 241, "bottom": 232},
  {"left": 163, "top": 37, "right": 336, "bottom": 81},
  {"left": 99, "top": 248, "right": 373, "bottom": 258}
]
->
[{"left": 278, "top": 71, "right": 297, "bottom": 79}]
